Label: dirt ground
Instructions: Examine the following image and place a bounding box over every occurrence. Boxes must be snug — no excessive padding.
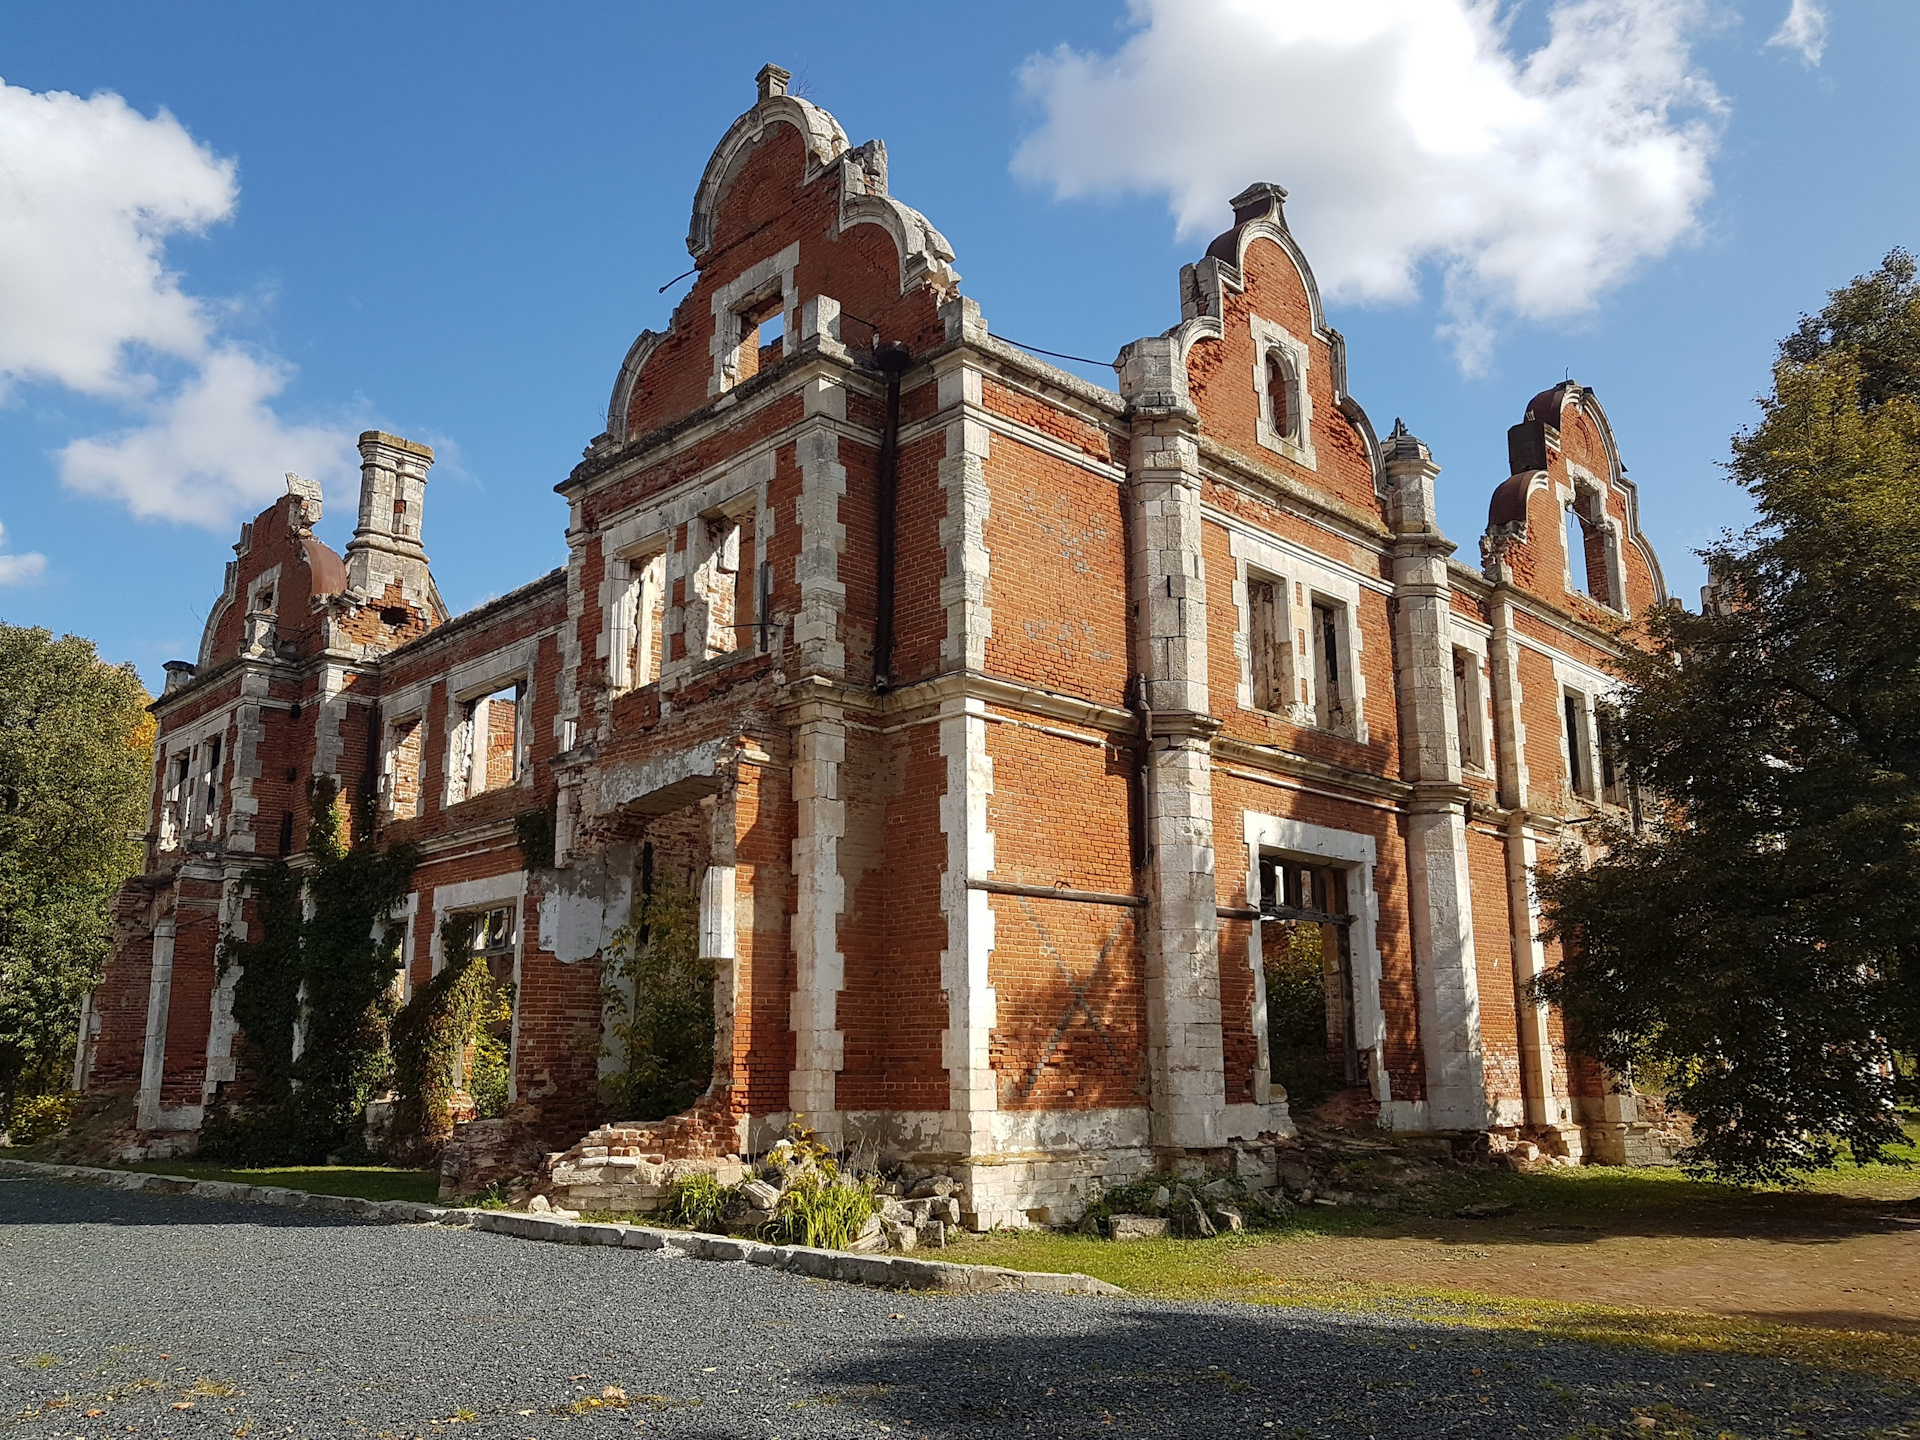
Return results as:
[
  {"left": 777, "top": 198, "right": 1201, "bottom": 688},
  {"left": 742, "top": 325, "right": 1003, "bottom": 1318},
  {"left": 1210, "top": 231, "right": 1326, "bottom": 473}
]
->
[{"left": 1243, "top": 1192, "right": 1920, "bottom": 1334}]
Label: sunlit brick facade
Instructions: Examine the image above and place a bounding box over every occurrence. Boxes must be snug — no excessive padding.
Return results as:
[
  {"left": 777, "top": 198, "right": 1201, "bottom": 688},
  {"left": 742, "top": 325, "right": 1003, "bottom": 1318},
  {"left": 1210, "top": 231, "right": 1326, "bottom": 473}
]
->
[{"left": 83, "top": 67, "right": 1679, "bottom": 1221}]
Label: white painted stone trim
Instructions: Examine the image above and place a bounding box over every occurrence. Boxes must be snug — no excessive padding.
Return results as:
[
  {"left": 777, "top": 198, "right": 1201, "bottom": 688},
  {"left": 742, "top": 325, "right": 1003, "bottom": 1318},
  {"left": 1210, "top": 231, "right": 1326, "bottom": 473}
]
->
[
  {"left": 1249, "top": 314, "right": 1316, "bottom": 470},
  {"left": 708, "top": 242, "right": 800, "bottom": 397},
  {"left": 939, "top": 695, "right": 998, "bottom": 1153},
  {"left": 1225, "top": 530, "right": 1368, "bottom": 742},
  {"left": 1240, "top": 811, "right": 1389, "bottom": 1107}
]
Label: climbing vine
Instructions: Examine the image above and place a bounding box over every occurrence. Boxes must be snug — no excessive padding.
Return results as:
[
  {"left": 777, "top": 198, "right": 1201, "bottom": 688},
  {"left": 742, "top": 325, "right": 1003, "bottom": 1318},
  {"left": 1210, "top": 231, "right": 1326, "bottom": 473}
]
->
[
  {"left": 387, "top": 911, "right": 513, "bottom": 1162},
  {"left": 201, "top": 776, "right": 418, "bottom": 1165},
  {"left": 601, "top": 869, "right": 713, "bottom": 1122}
]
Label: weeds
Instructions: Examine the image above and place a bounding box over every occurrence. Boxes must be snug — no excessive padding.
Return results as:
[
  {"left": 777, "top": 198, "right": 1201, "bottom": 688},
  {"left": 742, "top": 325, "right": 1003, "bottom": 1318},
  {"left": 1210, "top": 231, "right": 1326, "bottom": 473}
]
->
[
  {"left": 665, "top": 1172, "right": 734, "bottom": 1231},
  {"left": 772, "top": 1173, "right": 878, "bottom": 1250}
]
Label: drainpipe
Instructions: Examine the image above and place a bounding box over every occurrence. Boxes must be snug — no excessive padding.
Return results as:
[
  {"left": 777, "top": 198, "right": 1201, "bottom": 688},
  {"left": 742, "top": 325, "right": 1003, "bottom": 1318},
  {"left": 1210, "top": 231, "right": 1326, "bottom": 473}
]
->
[{"left": 871, "top": 341, "right": 912, "bottom": 691}]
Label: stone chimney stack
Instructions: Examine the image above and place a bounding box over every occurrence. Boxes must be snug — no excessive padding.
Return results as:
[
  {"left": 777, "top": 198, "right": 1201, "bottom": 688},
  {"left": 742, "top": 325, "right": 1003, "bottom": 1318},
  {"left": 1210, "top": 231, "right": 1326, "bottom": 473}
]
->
[{"left": 344, "top": 431, "right": 434, "bottom": 606}]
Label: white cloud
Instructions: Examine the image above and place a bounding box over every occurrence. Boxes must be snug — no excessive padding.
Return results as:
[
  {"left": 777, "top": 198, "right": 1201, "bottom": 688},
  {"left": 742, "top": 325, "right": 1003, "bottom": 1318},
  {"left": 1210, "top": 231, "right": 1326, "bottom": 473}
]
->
[
  {"left": 59, "top": 346, "right": 355, "bottom": 528},
  {"left": 0, "top": 76, "right": 356, "bottom": 526},
  {"left": 1767, "top": 0, "right": 1827, "bottom": 64},
  {"left": 0, "top": 523, "right": 48, "bottom": 586},
  {"left": 1014, "top": 0, "right": 1724, "bottom": 371}
]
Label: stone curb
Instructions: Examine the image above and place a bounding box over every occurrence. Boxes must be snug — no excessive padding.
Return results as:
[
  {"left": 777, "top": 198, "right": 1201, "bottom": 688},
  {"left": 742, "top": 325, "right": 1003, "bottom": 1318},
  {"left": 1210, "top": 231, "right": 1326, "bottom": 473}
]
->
[{"left": 0, "top": 1158, "right": 1121, "bottom": 1297}]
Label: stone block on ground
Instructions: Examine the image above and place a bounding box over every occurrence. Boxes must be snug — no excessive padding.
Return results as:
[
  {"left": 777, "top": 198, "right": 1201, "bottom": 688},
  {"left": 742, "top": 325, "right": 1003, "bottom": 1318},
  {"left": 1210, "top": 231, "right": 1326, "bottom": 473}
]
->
[{"left": 1107, "top": 1213, "right": 1169, "bottom": 1241}]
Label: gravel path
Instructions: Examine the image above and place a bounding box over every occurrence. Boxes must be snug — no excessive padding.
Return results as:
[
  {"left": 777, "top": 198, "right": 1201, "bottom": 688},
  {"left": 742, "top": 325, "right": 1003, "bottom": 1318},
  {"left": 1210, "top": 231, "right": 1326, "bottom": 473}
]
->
[{"left": 3, "top": 1173, "right": 1914, "bottom": 1439}]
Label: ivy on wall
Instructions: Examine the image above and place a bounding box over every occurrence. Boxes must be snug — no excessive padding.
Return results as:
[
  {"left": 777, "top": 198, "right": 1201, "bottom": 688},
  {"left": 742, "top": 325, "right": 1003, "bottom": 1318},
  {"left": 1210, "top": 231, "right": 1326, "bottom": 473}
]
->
[
  {"left": 387, "top": 911, "right": 512, "bottom": 1163},
  {"left": 202, "top": 776, "right": 418, "bottom": 1165}
]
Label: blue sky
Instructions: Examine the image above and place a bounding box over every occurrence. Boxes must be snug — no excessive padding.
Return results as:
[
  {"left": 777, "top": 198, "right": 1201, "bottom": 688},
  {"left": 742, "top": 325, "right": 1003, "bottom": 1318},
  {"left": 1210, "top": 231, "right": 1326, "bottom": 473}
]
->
[{"left": 1, "top": 1, "right": 1914, "bottom": 692}]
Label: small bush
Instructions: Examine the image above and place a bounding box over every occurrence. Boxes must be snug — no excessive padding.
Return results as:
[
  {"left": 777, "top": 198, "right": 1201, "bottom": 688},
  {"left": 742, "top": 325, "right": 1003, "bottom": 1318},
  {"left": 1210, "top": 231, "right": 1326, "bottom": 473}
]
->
[
  {"left": 6, "top": 1091, "right": 75, "bottom": 1146},
  {"left": 665, "top": 1172, "right": 734, "bottom": 1231},
  {"left": 772, "top": 1172, "right": 878, "bottom": 1250}
]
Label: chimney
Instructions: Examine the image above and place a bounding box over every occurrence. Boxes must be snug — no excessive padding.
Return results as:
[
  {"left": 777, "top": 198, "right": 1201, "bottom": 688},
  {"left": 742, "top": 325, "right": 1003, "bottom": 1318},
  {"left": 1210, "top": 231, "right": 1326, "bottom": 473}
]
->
[{"left": 344, "top": 431, "right": 435, "bottom": 606}]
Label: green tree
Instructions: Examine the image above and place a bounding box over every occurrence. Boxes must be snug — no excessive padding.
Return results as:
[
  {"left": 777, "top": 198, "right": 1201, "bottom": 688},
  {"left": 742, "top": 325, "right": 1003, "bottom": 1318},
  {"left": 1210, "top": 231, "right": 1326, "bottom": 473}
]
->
[
  {"left": 0, "top": 625, "right": 152, "bottom": 1127},
  {"left": 1537, "top": 251, "right": 1920, "bottom": 1183}
]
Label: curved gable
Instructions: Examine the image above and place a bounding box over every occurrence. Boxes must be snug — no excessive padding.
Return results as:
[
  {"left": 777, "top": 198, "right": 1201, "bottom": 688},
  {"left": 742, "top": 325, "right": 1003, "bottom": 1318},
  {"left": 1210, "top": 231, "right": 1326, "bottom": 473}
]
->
[
  {"left": 1164, "top": 184, "right": 1384, "bottom": 512},
  {"left": 1481, "top": 382, "right": 1668, "bottom": 618},
  {"left": 602, "top": 67, "right": 961, "bottom": 447}
]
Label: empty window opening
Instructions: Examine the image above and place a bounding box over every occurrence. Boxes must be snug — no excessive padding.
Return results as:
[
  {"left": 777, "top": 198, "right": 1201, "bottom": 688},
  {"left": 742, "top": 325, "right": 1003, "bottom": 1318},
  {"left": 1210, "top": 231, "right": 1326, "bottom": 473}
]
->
[
  {"left": 1452, "top": 647, "right": 1482, "bottom": 770},
  {"left": 277, "top": 809, "right": 294, "bottom": 856},
  {"left": 1266, "top": 352, "right": 1295, "bottom": 440},
  {"left": 391, "top": 494, "right": 409, "bottom": 537},
  {"left": 251, "top": 585, "right": 275, "bottom": 615},
  {"left": 1564, "top": 691, "right": 1594, "bottom": 797},
  {"left": 692, "top": 513, "right": 757, "bottom": 660},
  {"left": 615, "top": 553, "right": 668, "bottom": 692},
  {"left": 456, "top": 684, "right": 524, "bottom": 803},
  {"left": 382, "top": 717, "right": 425, "bottom": 821},
  {"left": 727, "top": 292, "right": 785, "bottom": 389},
  {"left": 198, "top": 736, "right": 223, "bottom": 837},
  {"left": 1311, "top": 599, "right": 1346, "bottom": 729},
  {"left": 1259, "top": 856, "right": 1360, "bottom": 1104},
  {"left": 451, "top": 905, "right": 515, "bottom": 1122},
  {"left": 1564, "top": 489, "right": 1617, "bottom": 608},
  {"left": 163, "top": 752, "right": 192, "bottom": 847},
  {"left": 1597, "top": 709, "right": 1628, "bottom": 807},
  {"left": 1248, "top": 578, "right": 1291, "bottom": 714}
]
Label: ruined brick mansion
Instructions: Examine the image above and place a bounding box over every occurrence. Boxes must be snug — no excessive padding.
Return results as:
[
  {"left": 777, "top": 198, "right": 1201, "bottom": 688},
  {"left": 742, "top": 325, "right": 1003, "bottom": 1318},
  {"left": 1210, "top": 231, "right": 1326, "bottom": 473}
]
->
[{"left": 79, "top": 67, "right": 1677, "bottom": 1225}]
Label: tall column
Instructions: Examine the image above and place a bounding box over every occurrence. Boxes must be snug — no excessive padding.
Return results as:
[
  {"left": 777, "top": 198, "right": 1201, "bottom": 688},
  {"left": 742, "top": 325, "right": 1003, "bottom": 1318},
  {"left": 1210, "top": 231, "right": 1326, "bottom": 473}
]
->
[
  {"left": 136, "top": 916, "right": 176, "bottom": 1131},
  {"left": 1383, "top": 422, "right": 1489, "bottom": 1131},
  {"left": 1118, "top": 337, "right": 1225, "bottom": 1152}
]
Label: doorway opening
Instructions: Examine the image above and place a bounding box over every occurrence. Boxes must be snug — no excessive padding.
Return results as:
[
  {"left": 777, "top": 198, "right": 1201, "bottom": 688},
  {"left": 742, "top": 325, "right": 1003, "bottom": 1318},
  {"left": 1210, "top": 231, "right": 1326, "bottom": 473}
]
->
[{"left": 1258, "top": 855, "right": 1359, "bottom": 1107}]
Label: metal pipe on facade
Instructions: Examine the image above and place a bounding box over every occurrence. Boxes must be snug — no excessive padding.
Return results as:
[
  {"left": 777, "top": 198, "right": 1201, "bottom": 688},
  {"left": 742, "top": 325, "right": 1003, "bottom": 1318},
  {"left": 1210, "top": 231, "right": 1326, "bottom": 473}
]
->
[{"left": 871, "top": 340, "right": 912, "bottom": 691}]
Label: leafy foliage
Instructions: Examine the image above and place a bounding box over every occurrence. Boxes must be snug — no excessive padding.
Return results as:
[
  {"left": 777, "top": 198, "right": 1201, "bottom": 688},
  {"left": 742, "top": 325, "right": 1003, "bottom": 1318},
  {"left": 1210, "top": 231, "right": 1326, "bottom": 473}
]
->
[
  {"left": 202, "top": 777, "right": 417, "bottom": 1164},
  {"left": 5, "top": 1090, "right": 76, "bottom": 1145},
  {"left": 1264, "top": 923, "right": 1337, "bottom": 1109},
  {"left": 388, "top": 911, "right": 512, "bottom": 1161},
  {"left": 1538, "top": 250, "right": 1920, "bottom": 1183},
  {"left": 663, "top": 1171, "right": 734, "bottom": 1231},
  {"left": 513, "top": 806, "right": 556, "bottom": 871},
  {"left": 0, "top": 625, "right": 151, "bottom": 1128},
  {"left": 770, "top": 1171, "right": 878, "bottom": 1250},
  {"left": 601, "top": 869, "right": 714, "bottom": 1122}
]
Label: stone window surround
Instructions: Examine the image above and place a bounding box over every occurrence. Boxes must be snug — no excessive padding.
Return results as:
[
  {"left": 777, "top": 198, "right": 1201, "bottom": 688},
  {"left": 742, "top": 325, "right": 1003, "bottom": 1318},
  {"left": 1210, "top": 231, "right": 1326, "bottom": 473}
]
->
[
  {"left": 709, "top": 242, "right": 801, "bottom": 397},
  {"left": 602, "top": 540, "right": 669, "bottom": 696},
  {"left": 596, "top": 448, "right": 776, "bottom": 692},
  {"left": 1558, "top": 462, "right": 1629, "bottom": 618},
  {"left": 1249, "top": 314, "right": 1316, "bottom": 470},
  {"left": 1447, "top": 618, "right": 1496, "bottom": 777},
  {"left": 1551, "top": 654, "right": 1616, "bottom": 806},
  {"left": 1240, "top": 811, "right": 1388, "bottom": 1111},
  {"left": 1227, "top": 529, "right": 1369, "bottom": 744},
  {"left": 425, "top": 870, "right": 528, "bottom": 1105},
  {"left": 376, "top": 692, "right": 431, "bottom": 823},
  {"left": 158, "top": 705, "right": 235, "bottom": 848},
  {"left": 442, "top": 641, "right": 537, "bottom": 810}
]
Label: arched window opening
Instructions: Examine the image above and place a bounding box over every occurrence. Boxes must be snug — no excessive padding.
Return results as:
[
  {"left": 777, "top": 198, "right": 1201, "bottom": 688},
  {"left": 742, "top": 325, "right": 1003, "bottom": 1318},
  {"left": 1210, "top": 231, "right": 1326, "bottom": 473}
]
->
[
  {"left": 1564, "top": 490, "right": 1616, "bottom": 609},
  {"left": 1266, "top": 353, "right": 1294, "bottom": 440}
]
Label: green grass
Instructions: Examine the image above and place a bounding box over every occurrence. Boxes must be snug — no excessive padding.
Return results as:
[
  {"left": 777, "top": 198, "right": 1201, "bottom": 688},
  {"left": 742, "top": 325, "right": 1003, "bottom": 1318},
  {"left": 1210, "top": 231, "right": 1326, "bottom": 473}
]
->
[
  {"left": 119, "top": 1162, "right": 440, "bottom": 1204},
  {"left": 952, "top": 1227, "right": 1920, "bottom": 1382},
  {"left": 948, "top": 1125, "right": 1920, "bottom": 1383}
]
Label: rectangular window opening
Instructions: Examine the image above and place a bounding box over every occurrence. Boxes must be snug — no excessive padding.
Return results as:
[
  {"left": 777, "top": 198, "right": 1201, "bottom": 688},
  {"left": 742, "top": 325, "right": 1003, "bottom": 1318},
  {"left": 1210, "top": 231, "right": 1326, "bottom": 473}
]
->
[
  {"left": 459, "top": 684, "right": 525, "bottom": 801},
  {"left": 1563, "top": 691, "right": 1592, "bottom": 797},
  {"left": 1311, "top": 599, "right": 1346, "bottom": 730},
  {"left": 383, "top": 716, "right": 425, "bottom": 821},
  {"left": 1248, "top": 578, "right": 1288, "bottom": 714},
  {"left": 1452, "top": 647, "right": 1481, "bottom": 771},
  {"left": 616, "top": 552, "right": 668, "bottom": 693},
  {"left": 1597, "top": 709, "right": 1627, "bottom": 807}
]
